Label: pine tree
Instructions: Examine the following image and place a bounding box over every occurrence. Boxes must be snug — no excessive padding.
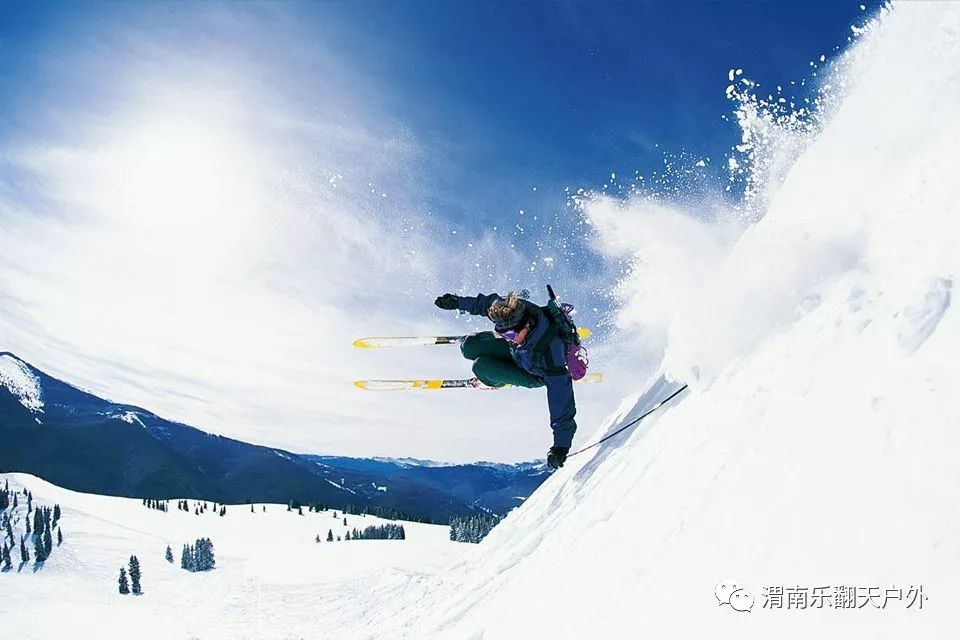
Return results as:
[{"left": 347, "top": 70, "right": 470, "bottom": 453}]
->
[
  {"left": 20, "top": 535, "right": 29, "bottom": 563},
  {"left": 53, "top": 504, "right": 61, "bottom": 526},
  {"left": 327, "top": 529, "right": 334, "bottom": 542},
  {"left": 42, "top": 526, "right": 52, "bottom": 559},
  {"left": 298, "top": 506, "right": 303, "bottom": 516},
  {"left": 343, "top": 517, "right": 347, "bottom": 526},
  {"left": 251, "top": 504, "right": 255, "bottom": 513},
  {"left": 129, "top": 556, "right": 142, "bottom": 594},
  {"left": 345, "top": 531, "right": 351, "bottom": 541},
  {"left": 315, "top": 534, "right": 320, "bottom": 543},
  {"left": 33, "top": 532, "right": 45, "bottom": 562},
  {"left": 119, "top": 567, "right": 130, "bottom": 594},
  {"left": 25, "top": 515, "right": 30, "bottom": 535},
  {"left": 336, "top": 535, "right": 341, "bottom": 541},
  {"left": 195, "top": 539, "right": 207, "bottom": 570},
  {"left": 181, "top": 545, "right": 190, "bottom": 570},
  {"left": 1, "top": 542, "right": 11, "bottom": 571},
  {"left": 165, "top": 545, "right": 174, "bottom": 563},
  {"left": 57, "top": 528, "right": 63, "bottom": 546}
]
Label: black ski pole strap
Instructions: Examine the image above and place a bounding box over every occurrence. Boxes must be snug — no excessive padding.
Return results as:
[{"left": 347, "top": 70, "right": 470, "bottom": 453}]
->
[{"left": 566, "top": 384, "right": 689, "bottom": 459}]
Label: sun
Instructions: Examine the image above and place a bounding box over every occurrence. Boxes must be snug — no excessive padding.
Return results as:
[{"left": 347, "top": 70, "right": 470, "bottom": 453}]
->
[{"left": 106, "top": 114, "right": 258, "bottom": 236}]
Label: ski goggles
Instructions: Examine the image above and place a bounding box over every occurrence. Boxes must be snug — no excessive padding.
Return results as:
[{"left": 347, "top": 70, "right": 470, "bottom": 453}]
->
[
  {"left": 495, "top": 312, "right": 530, "bottom": 342},
  {"left": 497, "top": 328, "right": 521, "bottom": 341}
]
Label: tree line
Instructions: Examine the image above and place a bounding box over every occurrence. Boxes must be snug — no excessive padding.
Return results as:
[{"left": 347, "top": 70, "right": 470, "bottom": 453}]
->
[{"left": 1, "top": 479, "right": 65, "bottom": 571}]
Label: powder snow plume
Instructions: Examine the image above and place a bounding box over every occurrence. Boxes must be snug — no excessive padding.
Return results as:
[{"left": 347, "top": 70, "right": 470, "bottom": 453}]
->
[
  {"left": 580, "top": 2, "right": 942, "bottom": 388},
  {"left": 330, "top": 3, "right": 960, "bottom": 638}
]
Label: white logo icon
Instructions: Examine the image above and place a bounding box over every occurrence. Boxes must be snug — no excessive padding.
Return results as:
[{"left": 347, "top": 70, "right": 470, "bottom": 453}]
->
[{"left": 716, "top": 579, "right": 754, "bottom": 613}]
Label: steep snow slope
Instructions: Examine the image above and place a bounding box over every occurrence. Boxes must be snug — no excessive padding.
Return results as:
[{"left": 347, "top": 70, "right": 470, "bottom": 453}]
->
[
  {"left": 1, "top": 474, "right": 463, "bottom": 639},
  {"left": 346, "top": 3, "right": 960, "bottom": 637}
]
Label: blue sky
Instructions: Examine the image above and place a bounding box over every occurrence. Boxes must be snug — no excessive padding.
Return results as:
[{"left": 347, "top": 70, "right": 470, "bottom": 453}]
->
[{"left": 0, "top": 1, "right": 878, "bottom": 461}]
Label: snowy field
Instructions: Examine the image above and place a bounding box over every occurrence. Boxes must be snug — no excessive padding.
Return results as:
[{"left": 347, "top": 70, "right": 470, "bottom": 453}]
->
[{"left": 0, "top": 473, "right": 465, "bottom": 639}]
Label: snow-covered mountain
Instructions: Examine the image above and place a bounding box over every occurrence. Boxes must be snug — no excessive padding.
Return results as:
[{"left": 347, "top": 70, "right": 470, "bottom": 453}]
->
[{"left": 0, "top": 352, "right": 546, "bottom": 521}]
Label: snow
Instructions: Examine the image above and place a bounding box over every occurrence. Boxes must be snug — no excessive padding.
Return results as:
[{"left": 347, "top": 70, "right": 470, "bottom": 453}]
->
[
  {"left": 116, "top": 411, "right": 145, "bottom": 427},
  {"left": 1, "top": 473, "right": 462, "bottom": 639},
  {"left": 0, "top": 353, "right": 43, "bottom": 412},
  {"left": 323, "top": 4, "right": 956, "bottom": 637},
  {"left": 326, "top": 479, "right": 357, "bottom": 494},
  {"left": 6, "top": 3, "right": 960, "bottom": 639}
]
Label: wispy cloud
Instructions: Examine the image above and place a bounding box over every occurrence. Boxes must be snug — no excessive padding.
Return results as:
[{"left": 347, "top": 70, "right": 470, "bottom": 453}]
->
[{"left": 0, "top": 3, "right": 625, "bottom": 462}]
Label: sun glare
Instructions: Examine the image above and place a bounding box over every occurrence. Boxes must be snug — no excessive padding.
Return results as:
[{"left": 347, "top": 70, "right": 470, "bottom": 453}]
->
[{"left": 108, "top": 116, "right": 258, "bottom": 236}]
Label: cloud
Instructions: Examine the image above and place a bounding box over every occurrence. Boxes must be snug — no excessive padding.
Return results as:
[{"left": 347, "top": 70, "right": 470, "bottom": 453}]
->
[{"left": 0, "top": 3, "right": 622, "bottom": 462}]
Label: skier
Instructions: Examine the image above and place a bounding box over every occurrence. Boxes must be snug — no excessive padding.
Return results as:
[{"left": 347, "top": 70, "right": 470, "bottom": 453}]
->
[{"left": 434, "top": 291, "right": 578, "bottom": 470}]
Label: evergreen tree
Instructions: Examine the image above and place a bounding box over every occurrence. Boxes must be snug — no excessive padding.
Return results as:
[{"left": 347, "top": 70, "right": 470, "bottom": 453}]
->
[
  {"left": 195, "top": 539, "right": 208, "bottom": 570},
  {"left": 181, "top": 545, "right": 190, "bottom": 570},
  {"left": 345, "top": 531, "right": 351, "bottom": 541},
  {"left": 327, "top": 529, "right": 334, "bottom": 542},
  {"left": 298, "top": 506, "right": 303, "bottom": 516},
  {"left": 251, "top": 504, "right": 255, "bottom": 513},
  {"left": 25, "top": 515, "right": 30, "bottom": 535},
  {"left": 449, "top": 513, "right": 500, "bottom": 543},
  {"left": 118, "top": 567, "right": 130, "bottom": 594},
  {"left": 315, "top": 534, "right": 320, "bottom": 543},
  {"left": 12, "top": 494, "right": 17, "bottom": 509},
  {"left": 33, "top": 532, "right": 45, "bottom": 562},
  {"left": 42, "top": 526, "right": 52, "bottom": 559},
  {"left": 343, "top": 517, "right": 347, "bottom": 526},
  {"left": 57, "top": 528, "right": 63, "bottom": 546},
  {"left": 129, "top": 556, "right": 142, "bottom": 594},
  {"left": 5, "top": 520, "right": 13, "bottom": 543},
  {"left": 165, "top": 545, "right": 174, "bottom": 563},
  {"left": 202, "top": 538, "right": 215, "bottom": 570},
  {"left": 53, "top": 504, "right": 61, "bottom": 526},
  {"left": 336, "top": 535, "right": 341, "bottom": 541},
  {"left": 1, "top": 542, "right": 10, "bottom": 571},
  {"left": 20, "top": 535, "right": 29, "bottom": 563}
]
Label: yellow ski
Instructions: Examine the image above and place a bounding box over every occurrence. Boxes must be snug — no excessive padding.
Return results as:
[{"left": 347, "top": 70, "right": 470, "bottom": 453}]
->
[
  {"left": 354, "top": 372, "right": 603, "bottom": 391},
  {"left": 353, "top": 327, "right": 591, "bottom": 349}
]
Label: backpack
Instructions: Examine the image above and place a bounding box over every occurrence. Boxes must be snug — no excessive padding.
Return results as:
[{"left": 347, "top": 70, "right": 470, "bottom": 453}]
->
[{"left": 541, "top": 285, "right": 589, "bottom": 380}]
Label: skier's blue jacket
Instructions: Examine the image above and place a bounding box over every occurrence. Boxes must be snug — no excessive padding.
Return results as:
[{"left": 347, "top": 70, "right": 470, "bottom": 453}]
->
[{"left": 456, "top": 293, "right": 577, "bottom": 448}]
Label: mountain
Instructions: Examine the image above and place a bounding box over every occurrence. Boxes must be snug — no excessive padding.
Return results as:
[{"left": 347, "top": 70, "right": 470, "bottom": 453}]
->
[
  {"left": 0, "top": 352, "right": 546, "bottom": 521},
  {"left": 305, "top": 455, "right": 549, "bottom": 515}
]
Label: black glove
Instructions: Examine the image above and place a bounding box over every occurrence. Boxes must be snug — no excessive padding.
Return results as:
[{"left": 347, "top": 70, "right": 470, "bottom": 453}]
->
[
  {"left": 434, "top": 293, "right": 459, "bottom": 310},
  {"left": 547, "top": 446, "right": 569, "bottom": 470}
]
